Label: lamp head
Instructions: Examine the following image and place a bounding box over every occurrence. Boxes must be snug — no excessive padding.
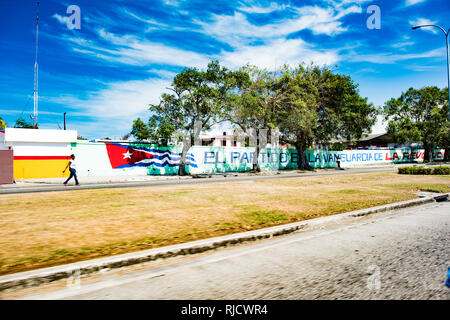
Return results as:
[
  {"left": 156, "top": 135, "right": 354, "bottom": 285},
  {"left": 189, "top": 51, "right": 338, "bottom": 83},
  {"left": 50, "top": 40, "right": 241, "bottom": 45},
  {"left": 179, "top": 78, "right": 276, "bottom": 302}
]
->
[{"left": 412, "top": 26, "right": 420, "bottom": 30}]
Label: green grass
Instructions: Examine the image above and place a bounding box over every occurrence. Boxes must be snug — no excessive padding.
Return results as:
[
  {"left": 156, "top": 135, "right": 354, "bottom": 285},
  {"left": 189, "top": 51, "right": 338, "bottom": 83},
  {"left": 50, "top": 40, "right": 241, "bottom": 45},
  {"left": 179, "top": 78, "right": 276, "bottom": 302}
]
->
[
  {"left": 391, "top": 183, "right": 450, "bottom": 194},
  {"left": 0, "top": 171, "right": 448, "bottom": 275},
  {"left": 238, "top": 206, "right": 290, "bottom": 225}
]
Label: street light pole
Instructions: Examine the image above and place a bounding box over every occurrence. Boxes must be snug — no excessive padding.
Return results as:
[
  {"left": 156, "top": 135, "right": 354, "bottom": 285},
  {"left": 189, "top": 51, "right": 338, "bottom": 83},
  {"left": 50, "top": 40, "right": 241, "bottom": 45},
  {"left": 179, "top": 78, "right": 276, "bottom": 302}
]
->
[{"left": 412, "top": 24, "right": 450, "bottom": 161}]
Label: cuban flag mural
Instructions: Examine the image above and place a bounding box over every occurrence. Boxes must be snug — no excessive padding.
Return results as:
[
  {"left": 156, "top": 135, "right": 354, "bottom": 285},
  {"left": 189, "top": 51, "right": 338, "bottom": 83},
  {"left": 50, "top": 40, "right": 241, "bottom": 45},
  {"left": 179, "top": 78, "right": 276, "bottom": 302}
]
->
[{"left": 105, "top": 143, "right": 197, "bottom": 169}]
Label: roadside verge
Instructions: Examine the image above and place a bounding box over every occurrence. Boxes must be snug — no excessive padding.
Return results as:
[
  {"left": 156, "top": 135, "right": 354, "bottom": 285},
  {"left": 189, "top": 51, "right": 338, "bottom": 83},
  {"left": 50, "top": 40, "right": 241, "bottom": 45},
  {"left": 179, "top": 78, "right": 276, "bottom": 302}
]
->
[{"left": 0, "top": 192, "right": 447, "bottom": 292}]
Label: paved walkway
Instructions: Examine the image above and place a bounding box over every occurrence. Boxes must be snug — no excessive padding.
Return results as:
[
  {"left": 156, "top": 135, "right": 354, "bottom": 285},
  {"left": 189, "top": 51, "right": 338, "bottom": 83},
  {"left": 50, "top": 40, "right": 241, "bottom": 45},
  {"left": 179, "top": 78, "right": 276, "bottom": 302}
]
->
[{"left": 0, "top": 166, "right": 398, "bottom": 194}]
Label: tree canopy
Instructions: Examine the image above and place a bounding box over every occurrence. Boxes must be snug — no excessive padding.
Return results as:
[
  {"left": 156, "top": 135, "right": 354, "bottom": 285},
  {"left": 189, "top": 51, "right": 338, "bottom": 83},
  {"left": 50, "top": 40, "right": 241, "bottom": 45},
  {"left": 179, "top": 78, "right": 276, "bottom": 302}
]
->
[
  {"left": 383, "top": 86, "right": 449, "bottom": 161},
  {"left": 0, "top": 117, "right": 6, "bottom": 129},
  {"left": 275, "top": 64, "right": 377, "bottom": 168},
  {"left": 14, "top": 117, "right": 36, "bottom": 129},
  {"left": 131, "top": 116, "right": 175, "bottom": 145},
  {"left": 132, "top": 61, "right": 423, "bottom": 174},
  {"left": 224, "top": 65, "right": 287, "bottom": 171},
  {"left": 144, "top": 60, "right": 248, "bottom": 175}
]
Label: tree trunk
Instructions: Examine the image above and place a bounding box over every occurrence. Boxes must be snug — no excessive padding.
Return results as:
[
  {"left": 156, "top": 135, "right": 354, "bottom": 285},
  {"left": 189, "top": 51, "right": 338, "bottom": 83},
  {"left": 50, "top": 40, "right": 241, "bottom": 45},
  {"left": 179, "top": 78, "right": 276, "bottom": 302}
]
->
[
  {"left": 252, "top": 144, "right": 261, "bottom": 172},
  {"left": 178, "top": 139, "right": 190, "bottom": 176},
  {"left": 252, "top": 129, "right": 261, "bottom": 172},
  {"left": 423, "top": 143, "right": 432, "bottom": 163},
  {"left": 295, "top": 144, "right": 313, "bottom": 170}
]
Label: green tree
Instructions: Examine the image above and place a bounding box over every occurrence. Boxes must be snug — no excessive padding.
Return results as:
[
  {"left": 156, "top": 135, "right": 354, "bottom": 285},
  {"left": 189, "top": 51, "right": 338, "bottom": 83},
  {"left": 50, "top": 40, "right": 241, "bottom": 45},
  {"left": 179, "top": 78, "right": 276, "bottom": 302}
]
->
[
  {"left": 0, "top": 117, "right": 6, "bottom": 129},
  {"left": 225, "top": 65, "right": 286, "bottom": 171},
  {"left": 131, "top": 117, "right": 151, "bottom": 141},
  {"left": 14, "top": 117, "right": 35, "bottom": 129},
  {"left": 131, "top": 116, "right": 175, "bottom": 145},
  {"left": 383, "top": 86, "right": 449, "bottom": 161},
  {"left": 276, "top": 64, "right": 376, "bottom": 169},
  {"left": 147, "top": 115, "right": 176, "bottom": 146},
  {"left": 145, "top": 60, "right": 247, "bottom": 175}
]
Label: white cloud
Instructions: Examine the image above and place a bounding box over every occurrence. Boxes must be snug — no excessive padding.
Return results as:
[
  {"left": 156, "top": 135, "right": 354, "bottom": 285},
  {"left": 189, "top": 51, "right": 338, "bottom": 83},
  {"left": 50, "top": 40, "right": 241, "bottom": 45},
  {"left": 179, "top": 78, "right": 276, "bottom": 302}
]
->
[
  {"left": 64, "top": 29, "right": 210, "bottom": 68},
  {"left": 391, "top": 41, "right": 415, "bottom": 48},
  {"left": 50, "top": 78, "right": 171, "bottom": 120},
  {"left": 196, "top": 5, "right": 357, "bottom": 44},
  {"left": 190, "top": 4, "right": 360, "bottom": 69},
  {"left": 123, "top": 10, "right": 167, "bottom": 27},
  {"left": 162, "top": 0, "right": 184, "bottom": 7},
  {"left": 0, "top": 109, "right": 63, "bottom": 116},
  {"left": 45, "top": 1, "right": 372, "bottom": 138},
  {"left": 405, "top": 0, "right": 427, "bottom": 7},
  {"left": 52, "top": 13, "right": 70, "bottom": 25},
  {"left": 58, "top": 2, "right": 364, "bottom": 71},
  {"left": 348, "top": 47, "right": 445, "bottom": 64},
  {"left": 146, "top": 69, "right": 178, "bottom": 79},
  {"left": 220, "top": 38, "right": 339, "bottom": 69},
  {"left": 326, "top": 0, "right": 372, "bottom": 6},
  {"left": 404, "top": 64, "right": 435, "bottom": 72},
  {"left": 410, "top": 18, "right": 439, "bottom": 34},
  {"left": 46, "top": 78, "right": 173, "bottom": 137},
  {"left": 371, "top": 115, "right": 387, "bottom": 134},
  {"left": 237, "top": 2, "right": 287, "bottom": 14}
]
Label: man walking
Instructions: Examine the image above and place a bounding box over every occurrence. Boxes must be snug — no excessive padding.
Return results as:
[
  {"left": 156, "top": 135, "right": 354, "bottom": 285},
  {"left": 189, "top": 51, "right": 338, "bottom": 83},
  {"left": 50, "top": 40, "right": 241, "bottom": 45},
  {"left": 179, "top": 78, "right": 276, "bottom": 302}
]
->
[{"left": 63, "top": 154, "right": 80, "bottom": 186}]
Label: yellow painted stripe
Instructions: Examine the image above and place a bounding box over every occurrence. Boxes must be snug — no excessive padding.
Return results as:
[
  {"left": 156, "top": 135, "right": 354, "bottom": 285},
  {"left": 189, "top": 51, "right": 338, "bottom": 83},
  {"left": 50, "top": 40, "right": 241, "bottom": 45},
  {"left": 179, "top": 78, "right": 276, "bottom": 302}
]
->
[{"left": 14, "top": 160, "right": 70, "bottom": 179}]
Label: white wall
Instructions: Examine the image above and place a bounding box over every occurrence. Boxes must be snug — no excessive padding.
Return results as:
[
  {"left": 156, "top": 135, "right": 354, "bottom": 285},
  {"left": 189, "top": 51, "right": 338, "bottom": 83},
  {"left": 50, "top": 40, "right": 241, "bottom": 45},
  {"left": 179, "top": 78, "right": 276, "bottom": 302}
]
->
[
  {"left": 68, "top": 142, "right": 446, "bottom": 177},
  {"left": 12, "top": 142, "right": 71, "bottom": 157},
  {"left": 0, "top": 132, "right": 7, "bottom": 150},
  {"left": 4, "top": 128, "right": 77, "bottom": 144}
]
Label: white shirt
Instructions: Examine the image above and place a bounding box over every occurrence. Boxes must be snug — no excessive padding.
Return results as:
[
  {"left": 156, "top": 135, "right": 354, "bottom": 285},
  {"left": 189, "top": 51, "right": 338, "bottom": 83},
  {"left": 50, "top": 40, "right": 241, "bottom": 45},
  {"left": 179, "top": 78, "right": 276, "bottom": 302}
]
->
[{"left": 69, "top": 159, "right": 77, "bottom": 170}]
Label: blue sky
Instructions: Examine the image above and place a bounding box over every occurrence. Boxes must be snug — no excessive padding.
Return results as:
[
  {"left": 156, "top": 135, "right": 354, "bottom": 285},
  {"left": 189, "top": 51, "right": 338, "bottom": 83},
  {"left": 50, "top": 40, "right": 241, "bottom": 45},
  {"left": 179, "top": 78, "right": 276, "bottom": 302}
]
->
[{"left": 0, "top": 0, "right": 449, "bottom": 139}]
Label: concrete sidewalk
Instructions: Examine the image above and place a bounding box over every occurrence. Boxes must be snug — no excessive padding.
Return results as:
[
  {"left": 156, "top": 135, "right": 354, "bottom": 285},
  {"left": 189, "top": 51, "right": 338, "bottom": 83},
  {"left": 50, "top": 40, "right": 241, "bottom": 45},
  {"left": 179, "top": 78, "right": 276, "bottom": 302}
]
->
[
  {"left": 1, "top": 163, "right": 447, "bottom": 194},
  {"left": 8, "top": 162, "right": 448, "bottom": 186},
  {"left": 12, "top": 167, "right": 323, "bottom": 185}
]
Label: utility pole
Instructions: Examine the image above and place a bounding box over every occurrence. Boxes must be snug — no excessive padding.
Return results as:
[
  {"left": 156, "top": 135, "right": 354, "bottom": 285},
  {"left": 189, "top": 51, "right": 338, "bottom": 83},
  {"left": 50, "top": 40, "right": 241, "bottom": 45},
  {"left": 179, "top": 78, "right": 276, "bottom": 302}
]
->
[
  {"left": 33, "top": 1, "right": 40, "bottom": 129},
  {"left": 412, "top": 24, "right": 450, "bottom": 161}
]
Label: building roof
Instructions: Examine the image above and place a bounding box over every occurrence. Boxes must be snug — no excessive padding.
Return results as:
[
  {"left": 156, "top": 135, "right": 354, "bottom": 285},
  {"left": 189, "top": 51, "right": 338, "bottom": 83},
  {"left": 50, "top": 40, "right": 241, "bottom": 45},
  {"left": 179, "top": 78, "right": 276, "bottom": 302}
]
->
[
  {"left": 3, "top": 128, "right": 78, "bottom": 144},
  {"left": 358, "top": 132, "right": 390, "bottom": 142}
]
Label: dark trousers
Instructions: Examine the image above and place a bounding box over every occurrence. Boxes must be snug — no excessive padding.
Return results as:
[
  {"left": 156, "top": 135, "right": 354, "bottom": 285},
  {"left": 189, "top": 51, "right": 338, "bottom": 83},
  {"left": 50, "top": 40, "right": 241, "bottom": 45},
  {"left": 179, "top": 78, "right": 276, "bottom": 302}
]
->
[{"left": 64, "top": 168, "right": 79, "bottom": 185}]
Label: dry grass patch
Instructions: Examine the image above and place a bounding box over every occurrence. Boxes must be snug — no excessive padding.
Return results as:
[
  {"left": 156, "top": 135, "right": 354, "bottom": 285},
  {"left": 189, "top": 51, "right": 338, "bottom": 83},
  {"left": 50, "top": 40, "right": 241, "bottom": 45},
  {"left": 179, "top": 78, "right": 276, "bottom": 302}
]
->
[{"left": 0, "top": 171, "right": 448, "bottom": 275}]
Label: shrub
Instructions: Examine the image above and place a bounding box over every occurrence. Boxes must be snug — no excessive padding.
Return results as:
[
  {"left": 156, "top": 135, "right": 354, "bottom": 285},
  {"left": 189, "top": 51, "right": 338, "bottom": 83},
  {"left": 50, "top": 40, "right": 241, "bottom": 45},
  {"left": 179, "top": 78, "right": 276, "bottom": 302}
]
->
[
  {"left": 398, "top": 166, "right": 450, "bottom": 175},
  {"left": 432, "top": 166, "right": 450, "bottom": 175},
  {"left": 398, "top": 167, "right": 410, "bottom": 174}
]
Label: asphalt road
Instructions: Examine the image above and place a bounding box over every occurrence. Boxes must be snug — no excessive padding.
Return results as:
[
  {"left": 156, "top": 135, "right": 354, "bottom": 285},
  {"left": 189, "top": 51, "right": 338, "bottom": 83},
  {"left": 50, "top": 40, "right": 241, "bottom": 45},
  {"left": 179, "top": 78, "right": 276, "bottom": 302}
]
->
[{"left": 15, "top": 200, "right": 450, "bottom": 300}]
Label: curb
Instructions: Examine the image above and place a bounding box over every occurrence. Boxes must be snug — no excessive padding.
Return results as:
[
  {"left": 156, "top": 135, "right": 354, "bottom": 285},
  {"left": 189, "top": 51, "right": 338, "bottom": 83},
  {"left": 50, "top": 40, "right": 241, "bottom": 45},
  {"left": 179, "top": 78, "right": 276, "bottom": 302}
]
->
[{"left": 0, "top": 193, "right": 447, "bottom": 292}]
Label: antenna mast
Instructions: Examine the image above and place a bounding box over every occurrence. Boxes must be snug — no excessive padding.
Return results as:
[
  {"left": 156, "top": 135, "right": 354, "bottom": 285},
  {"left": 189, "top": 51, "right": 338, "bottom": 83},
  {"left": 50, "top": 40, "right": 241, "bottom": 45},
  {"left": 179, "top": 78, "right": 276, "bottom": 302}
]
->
[{"left": 33, "top": 1, "right": 39, "bottom": 128}]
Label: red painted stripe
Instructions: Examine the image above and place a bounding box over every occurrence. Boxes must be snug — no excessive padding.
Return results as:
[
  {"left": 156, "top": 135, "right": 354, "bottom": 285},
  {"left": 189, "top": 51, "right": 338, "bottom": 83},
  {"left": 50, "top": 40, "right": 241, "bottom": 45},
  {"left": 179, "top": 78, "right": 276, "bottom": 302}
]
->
[{"left": 14, "top": 156, "right": 71, "bottom": 160}]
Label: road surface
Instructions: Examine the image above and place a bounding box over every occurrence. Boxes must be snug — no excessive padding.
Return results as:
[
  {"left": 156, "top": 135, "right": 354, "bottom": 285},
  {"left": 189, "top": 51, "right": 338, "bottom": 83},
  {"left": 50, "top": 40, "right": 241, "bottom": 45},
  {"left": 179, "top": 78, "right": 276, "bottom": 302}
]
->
[{"left": 10, "top": 200, "right": 450, "bottom": 300}]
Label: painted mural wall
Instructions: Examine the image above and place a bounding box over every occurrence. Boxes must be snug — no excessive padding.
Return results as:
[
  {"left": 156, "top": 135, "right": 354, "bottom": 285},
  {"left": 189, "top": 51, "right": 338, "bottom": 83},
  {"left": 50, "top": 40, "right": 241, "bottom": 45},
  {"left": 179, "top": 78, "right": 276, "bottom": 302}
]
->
[
  {"left": 3, "top": 128, "right": 77, "bottom": 179},
  {"left": 13, "top": 142, "right": 72, "bottom": 179},
  {"left": 2, "top": 130, "right": 445, "bottom": 181},
  {"left": 70, "top": 142, "right": 149, "bottom": 177},
  {"left": 306, "top": 149, "right": 445, "bottom": 168},
  {"left": 70, "top": 142, "right": 446, "bottom": 177}
]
